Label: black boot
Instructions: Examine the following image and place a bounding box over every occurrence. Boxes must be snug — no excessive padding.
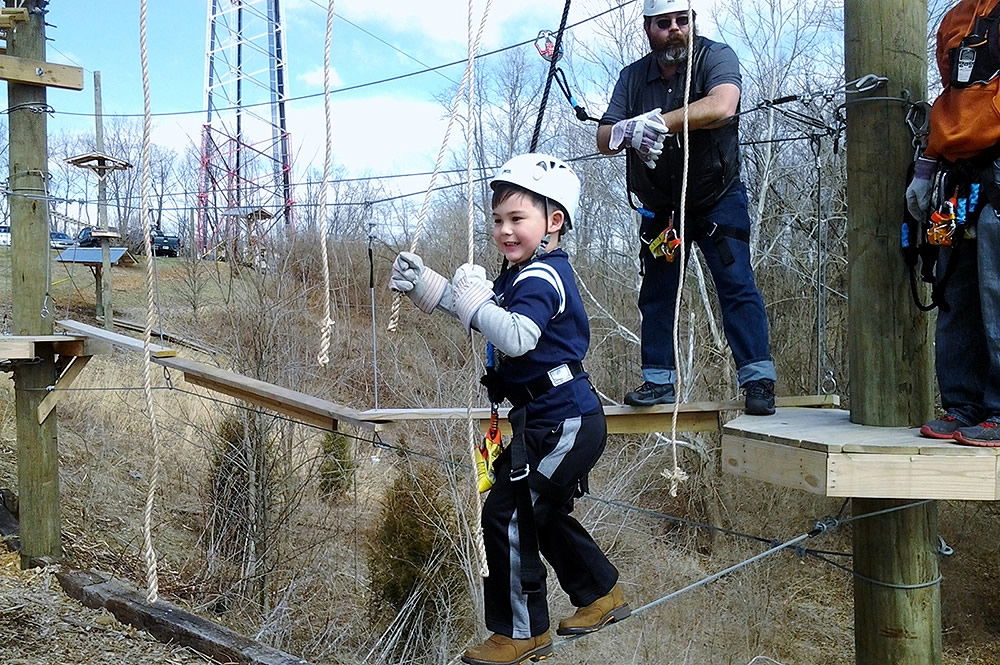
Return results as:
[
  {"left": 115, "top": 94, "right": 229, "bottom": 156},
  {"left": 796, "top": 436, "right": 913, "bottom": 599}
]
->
[{"left": 742, "top": 379, "right": 775, "bottom": 416}]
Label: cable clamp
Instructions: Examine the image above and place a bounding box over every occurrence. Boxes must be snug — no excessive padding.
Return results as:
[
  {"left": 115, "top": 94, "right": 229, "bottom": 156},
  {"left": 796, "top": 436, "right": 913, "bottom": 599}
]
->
[
  {"left": 6, "top": 102, "right": 55, "bottom": 116},
  {"left": 811, "top": 515, "right": 840, "bottom": 535}
]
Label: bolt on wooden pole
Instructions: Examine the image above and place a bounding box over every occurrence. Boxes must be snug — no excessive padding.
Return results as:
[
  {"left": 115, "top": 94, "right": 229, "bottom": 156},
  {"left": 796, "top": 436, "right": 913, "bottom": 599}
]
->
[
  {"left": 8, "top": 0, "right": 60, "bottom": 566},
  {"left": 845, "top": 0, "right": 940, "bottom": 663}
]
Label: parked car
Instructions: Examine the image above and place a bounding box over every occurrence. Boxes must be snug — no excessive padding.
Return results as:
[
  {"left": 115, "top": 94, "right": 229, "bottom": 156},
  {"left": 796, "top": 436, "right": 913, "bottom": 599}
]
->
[
  {"left": 75, "top": 226, "right": 100, "bottom": 248},
  {"left": 0, "top": 225, "right": 10, "bottom": 247},
  {"left": 150, "top": 231, "right": 180, "bottom": 257},
  {"left": 49, "top": 231, "right": 75, "bottom": 249}
]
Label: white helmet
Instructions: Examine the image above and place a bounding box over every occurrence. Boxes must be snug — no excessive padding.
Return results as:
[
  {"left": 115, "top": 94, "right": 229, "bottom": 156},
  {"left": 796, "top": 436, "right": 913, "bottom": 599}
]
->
[
  {"left": 643, "top": 0, "right": 700, "bottom": 17},
  {"left": 490, "top": 153, "right": 580, "bottom": 229}
]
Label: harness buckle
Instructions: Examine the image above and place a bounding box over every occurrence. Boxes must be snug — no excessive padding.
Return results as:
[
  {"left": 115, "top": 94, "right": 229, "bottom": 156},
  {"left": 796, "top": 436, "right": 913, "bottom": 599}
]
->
[{"left": 510, "top": 464, "right": 530, "bottom": 482}]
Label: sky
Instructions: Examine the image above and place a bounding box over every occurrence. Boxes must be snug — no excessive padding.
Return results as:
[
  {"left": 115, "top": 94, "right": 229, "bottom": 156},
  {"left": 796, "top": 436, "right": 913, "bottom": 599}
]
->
[{"left": 41, "top": 0, "right": 643, "bottom": 188}]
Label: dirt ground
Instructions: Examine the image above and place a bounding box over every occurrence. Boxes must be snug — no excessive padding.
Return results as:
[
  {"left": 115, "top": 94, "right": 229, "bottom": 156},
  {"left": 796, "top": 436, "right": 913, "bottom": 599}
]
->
[{"left": 0, "top": 552, "right": 220, "bottom": 665}]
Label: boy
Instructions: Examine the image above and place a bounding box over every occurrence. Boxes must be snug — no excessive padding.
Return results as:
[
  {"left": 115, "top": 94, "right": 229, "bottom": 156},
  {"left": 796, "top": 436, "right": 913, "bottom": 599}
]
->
[{"left": 391, "top": 154, "right": 628, "bottom": 665}]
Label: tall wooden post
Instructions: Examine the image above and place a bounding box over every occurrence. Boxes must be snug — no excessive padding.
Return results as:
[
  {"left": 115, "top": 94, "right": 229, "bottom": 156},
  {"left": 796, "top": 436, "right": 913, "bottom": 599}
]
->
[
  {"left": 8, "top": 0, "right": 61, "bottom": 565},
  {"left": 845, "top": 1, "right": 940, "bottom": 664},
  {"left": 94, "top": 70, "right": 114, "bottom": 330}
]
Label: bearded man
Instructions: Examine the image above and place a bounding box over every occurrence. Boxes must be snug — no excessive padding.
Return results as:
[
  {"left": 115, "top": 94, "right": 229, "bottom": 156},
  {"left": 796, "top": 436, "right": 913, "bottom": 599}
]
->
[{"left": 598, "top": 0, "right": 777, "bottom": 415}]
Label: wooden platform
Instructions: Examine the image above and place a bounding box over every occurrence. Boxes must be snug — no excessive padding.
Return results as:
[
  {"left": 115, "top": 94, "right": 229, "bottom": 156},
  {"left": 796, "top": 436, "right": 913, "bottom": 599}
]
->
[
  {"left": 0, "top": 334, "right": 98, "bottom": 360},
  {"left": 361, "top": 394, "right": 840, "bottom": 435},
  {"left": 723, "top": 408, "right": 1000, "bottom": 500}
]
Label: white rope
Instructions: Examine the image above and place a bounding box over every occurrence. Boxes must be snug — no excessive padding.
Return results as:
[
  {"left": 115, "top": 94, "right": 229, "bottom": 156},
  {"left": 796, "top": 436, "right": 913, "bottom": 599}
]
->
[
  {"left": 317, "top": 0, "right": 336, "bottom": 366},
  {"left": 464, "top": 0, "right": 493, "bottom": 580},
  {"left": 138, "top": 0, "right": 163, "bottom": 603},
  {"left": 385, "top": 0, "right": 491, "bottom": 333},
  {"left": 664, "top": 0, "right": 696, "bottom": 497}
]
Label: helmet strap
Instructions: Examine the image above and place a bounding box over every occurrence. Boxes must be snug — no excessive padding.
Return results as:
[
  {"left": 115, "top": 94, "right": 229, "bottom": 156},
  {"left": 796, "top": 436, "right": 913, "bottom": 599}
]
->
[{"left": 533, "top": 198, "right": 554, "bottom": 260}]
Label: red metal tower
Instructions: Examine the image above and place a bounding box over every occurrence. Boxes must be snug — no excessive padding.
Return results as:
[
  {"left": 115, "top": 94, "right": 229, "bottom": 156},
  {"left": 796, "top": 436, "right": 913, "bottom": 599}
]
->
[{"left": 197, "top": 0, "right": 293, "bottom": 260}]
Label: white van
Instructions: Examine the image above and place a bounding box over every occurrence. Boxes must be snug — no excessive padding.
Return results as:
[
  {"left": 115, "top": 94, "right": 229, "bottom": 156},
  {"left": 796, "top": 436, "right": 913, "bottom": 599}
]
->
[{"left": 0, "top": 225, "right": 9, "bottom": 247}]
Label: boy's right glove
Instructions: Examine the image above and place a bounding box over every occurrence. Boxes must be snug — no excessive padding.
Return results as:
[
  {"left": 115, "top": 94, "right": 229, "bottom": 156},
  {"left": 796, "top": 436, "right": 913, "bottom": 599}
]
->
[
  {"left": 609, "top": 108, "right": 670, "bottom": 168},
  {"left": 905, "top": 156, "right": 937, "bottom": 220},
  {"left": 452, "top": 263, "right": 495, "bottom": 333},
  {"left": 390, "top": 251, "right": 448, "bottom": 313}
]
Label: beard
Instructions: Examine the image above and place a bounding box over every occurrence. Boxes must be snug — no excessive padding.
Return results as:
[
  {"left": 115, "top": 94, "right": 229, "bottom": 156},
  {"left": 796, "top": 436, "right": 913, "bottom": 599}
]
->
[
  {"left": 647, "top": 27, "right": 694, "bottom": 66},
  {"left": 654, "top": 43, "right": 688, "bottom": 65}
]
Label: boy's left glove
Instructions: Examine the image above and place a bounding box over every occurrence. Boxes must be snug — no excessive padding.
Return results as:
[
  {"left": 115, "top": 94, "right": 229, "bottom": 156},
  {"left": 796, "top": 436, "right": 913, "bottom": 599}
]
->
[
  {"left": 390, "top": 251, "right": 448, "bottom": 313},
  {"left": 452, "top": 263, "right": 495, "bottom": 332}
]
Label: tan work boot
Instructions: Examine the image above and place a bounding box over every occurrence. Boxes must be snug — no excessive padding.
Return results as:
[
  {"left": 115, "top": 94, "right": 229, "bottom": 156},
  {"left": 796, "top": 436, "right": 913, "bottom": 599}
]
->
[
  {"left": 556, "top": 584, "right": 631, "bottom": 635},
  {"left": 461, "top": 632, "right": 553, "bottom": 665}
]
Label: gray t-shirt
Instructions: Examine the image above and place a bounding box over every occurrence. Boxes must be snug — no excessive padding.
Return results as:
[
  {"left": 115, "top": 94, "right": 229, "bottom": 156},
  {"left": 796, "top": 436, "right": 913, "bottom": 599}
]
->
[
  {"left": 601, "top": 36, "right": 742, "bottom": 123},
  {"left": 601, "top": 36, "right": 744, "bottom": 212}
]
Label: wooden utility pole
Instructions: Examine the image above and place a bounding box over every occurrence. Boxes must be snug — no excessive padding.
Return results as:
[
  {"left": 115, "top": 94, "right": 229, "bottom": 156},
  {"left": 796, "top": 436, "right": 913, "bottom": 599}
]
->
[
  {"left": 94, "top": 70, "right": 114, "bottom": 330},
  {"left": 8, "top": 0, "right": 60, "bottom": 566},
  {"left": 845, "top": 1, "right": 940, "bottom": 664}
]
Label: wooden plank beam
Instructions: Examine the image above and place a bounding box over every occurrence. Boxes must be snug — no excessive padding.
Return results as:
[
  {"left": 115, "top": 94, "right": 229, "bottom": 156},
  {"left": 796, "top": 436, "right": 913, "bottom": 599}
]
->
[
  {"left": 0, "top": 53, "right": 83, "bottom": 90},
  {"left": 361, "top": 395, "right": 837, "bottom": 435},
  {"left": 57, "top": 320, "right": 176, "bottom": 358},
  {"left": 0, "top": 338, "right": 35, "bottom": 359},
  {"left": 722, "top": 434, "right": 828, "bottom": 495},
  {"left": 827, "top": 453, "right": 997, "bottom": 501},
  {"left": 158, "top": 355, "right": 377, "bottom": 432},
  {"left": 36, "top": 355, "right": 91, "bottom": 424}
]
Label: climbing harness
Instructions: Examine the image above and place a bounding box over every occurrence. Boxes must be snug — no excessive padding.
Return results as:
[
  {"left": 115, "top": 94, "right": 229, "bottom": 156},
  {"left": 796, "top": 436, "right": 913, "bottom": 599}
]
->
[{"left": 903, "top": 160, "right": 990, "bottom": 312}]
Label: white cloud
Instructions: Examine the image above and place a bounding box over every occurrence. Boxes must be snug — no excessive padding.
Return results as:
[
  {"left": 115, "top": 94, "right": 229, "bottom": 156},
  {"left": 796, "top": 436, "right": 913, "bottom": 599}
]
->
[
  {"left": 300, "top": 66, "right": 344, "bottom": 89},
  {"left": 287, "top": 94, "right": 453, "bottom": 177}
]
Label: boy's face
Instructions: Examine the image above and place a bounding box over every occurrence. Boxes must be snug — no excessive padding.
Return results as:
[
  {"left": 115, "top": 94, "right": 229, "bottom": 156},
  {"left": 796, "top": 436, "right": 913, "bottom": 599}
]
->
[{"left": 492, "top": 191, "right": 563, "bottom": 265}]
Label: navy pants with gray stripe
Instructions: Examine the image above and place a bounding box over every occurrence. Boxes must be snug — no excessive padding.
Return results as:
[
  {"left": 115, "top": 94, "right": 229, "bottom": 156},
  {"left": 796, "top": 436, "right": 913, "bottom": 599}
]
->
[{"left": 482, "top": 406, "right": 619, "bottom": 639}]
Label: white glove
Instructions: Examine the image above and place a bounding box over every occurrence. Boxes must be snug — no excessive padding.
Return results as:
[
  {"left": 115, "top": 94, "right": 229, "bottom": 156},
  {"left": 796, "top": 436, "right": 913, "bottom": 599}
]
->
[
  {"left": 905, "top": 156, "right": 937, "bottom": 220},
  {"left": 390, "top": 251, "right": 448, "bottom": 314},
  {"left": 452, "top": 263, "right": 495, "bottom": 333},
  {"left": 610, "top": 108, "right": 670, "bottom": 168}
]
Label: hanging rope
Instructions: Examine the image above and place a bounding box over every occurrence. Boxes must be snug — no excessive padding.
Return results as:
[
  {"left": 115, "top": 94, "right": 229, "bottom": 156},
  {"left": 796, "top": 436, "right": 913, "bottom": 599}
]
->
[
  {"left": 662, "top": 0, "right": 696, "bottom": 497},
  {"left": 385, "top": 1, "right": 492, "bottom": 333},
  {"left": 529, "top": 0, "right": 572, "bottom": 151},
  {"left": 464, "top": 0, "right": 493, "bottom": 580},
  {"left": 317, "top": 0, "right": 337, "bottom": 366},
  {"left": 137, "top": 0, "right": 164, "bottom": 603}
]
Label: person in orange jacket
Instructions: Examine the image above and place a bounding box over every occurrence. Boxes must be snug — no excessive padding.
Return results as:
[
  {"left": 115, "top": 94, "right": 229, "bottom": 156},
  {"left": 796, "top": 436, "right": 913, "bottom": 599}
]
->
[{"left": 906, "top": 0, "right": 1000, "bottom": 445}]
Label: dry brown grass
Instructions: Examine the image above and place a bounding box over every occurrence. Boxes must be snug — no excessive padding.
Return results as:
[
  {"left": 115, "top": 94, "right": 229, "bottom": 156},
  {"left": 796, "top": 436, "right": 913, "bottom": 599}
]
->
[{"left": 1, "top": 244, "right": 999, "bottom": 665}]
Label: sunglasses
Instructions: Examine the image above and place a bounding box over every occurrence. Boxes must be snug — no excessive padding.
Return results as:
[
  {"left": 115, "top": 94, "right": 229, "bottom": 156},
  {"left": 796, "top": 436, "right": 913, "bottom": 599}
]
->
[{"left": 655, "top": 14, "right": 690, "bottom": 29}]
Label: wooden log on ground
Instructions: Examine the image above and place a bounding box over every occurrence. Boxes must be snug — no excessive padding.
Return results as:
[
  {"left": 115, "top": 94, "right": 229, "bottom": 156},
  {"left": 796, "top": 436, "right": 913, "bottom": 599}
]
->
[{"left": 56, "top": 568, "right": 315, "bottom": 665}]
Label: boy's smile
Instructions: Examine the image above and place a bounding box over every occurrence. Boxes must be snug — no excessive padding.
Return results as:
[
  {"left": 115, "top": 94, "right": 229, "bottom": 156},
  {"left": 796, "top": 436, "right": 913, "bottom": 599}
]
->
[{"left": 492, "top": 192, "right": 562, "bottom": 265}]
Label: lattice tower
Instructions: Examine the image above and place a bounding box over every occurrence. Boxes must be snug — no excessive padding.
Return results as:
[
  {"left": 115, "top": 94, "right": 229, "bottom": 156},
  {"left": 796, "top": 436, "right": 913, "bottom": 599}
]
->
[{"left": 197, "top": 0, "right": 293, "bottom": 259}]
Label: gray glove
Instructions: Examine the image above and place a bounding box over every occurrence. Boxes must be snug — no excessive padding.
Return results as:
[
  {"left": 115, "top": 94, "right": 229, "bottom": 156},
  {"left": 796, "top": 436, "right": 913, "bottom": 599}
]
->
[
  {"left": 452, "top": 263, "right": 495, "bottom": 333},
  {"left": 609, "top": 108, "right": 670, "bottom": 168},
  {"left": 905, "top": 156, "right": 937, "bottom": 220},
  {"left": 390, "top": 251, "right": 448, "bottom": 313}
]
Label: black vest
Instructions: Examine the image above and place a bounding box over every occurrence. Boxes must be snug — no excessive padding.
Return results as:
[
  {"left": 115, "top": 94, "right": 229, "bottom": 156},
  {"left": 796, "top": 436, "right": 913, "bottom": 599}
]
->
[{"left": 625, "top": 38, "right": 742, "bottom": 213}]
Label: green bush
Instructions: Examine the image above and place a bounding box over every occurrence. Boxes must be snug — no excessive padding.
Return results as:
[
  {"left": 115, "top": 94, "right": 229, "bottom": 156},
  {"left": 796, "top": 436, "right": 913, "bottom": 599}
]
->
[
  {"left": 366, "top": 464, "right": 471, "bottom": 652},
  {"left": 318, "top": 432, "right": 356, "bottom": 497}
]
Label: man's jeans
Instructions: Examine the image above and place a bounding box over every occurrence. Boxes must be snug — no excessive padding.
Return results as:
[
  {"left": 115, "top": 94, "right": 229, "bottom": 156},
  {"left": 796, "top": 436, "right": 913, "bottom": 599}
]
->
[
  {"left": 637, "top": 182, "right": 776, "bottom": 387},
  {"left": 936, "top": 201, "right": 1000, "bottom": 421}
]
